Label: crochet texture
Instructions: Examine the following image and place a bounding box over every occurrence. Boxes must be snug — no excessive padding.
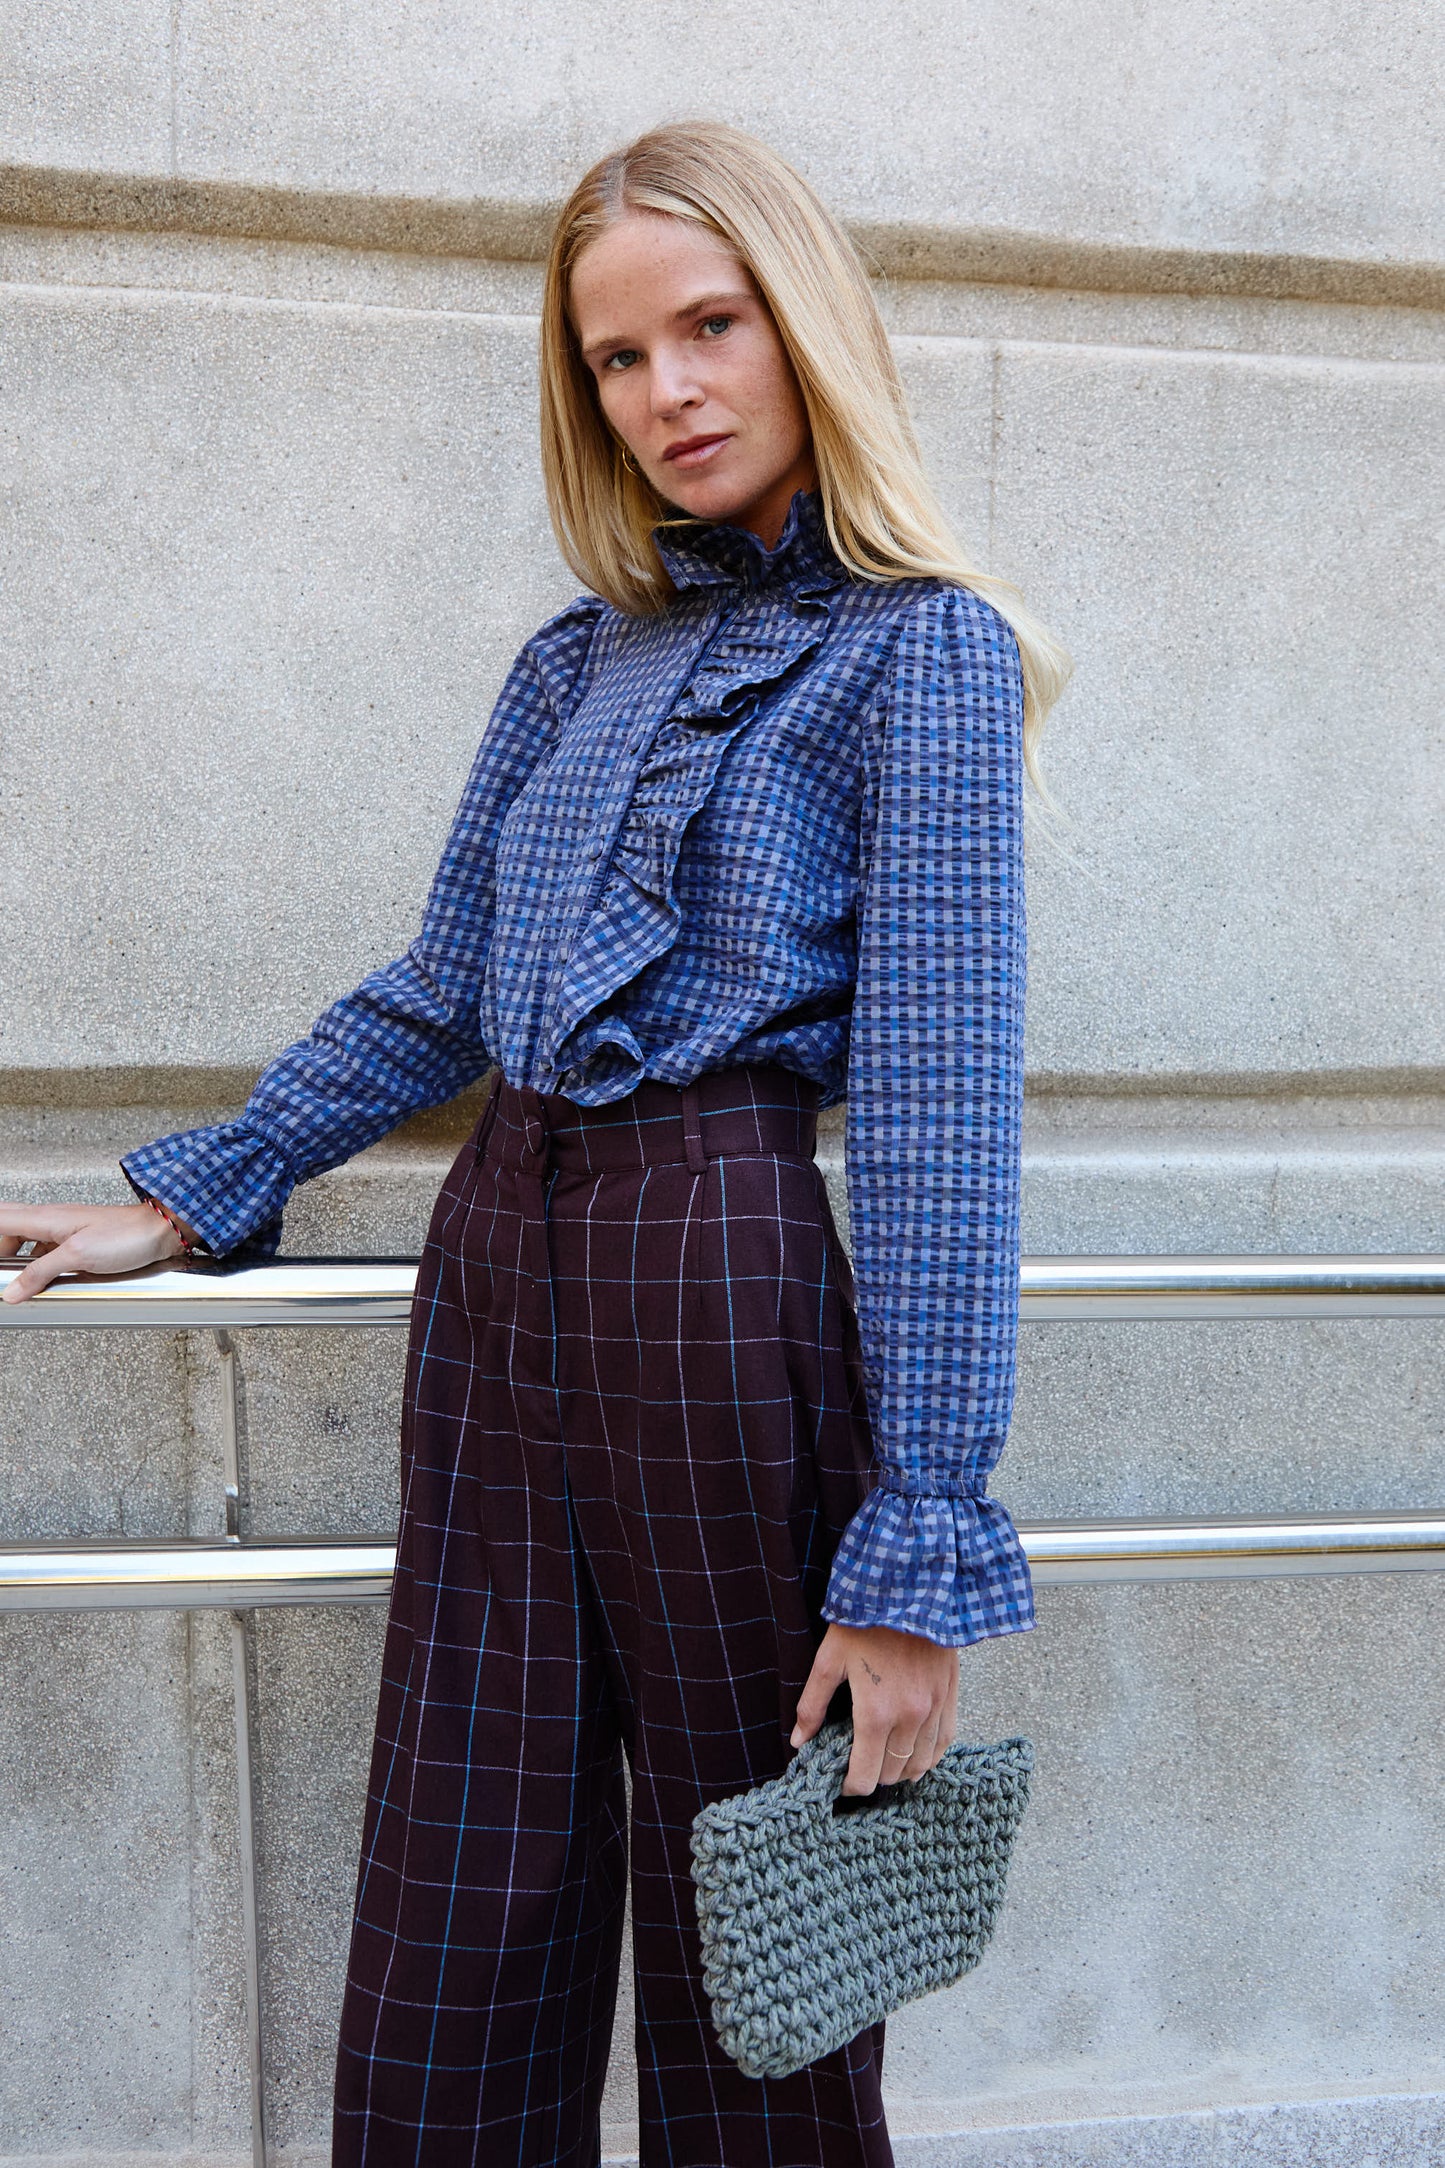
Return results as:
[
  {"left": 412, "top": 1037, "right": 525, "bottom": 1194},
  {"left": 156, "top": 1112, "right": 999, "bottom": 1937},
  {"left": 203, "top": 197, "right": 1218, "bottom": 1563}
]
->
[{"left": 690, "top": 1718, "right": 1033, "bottom": 2081}]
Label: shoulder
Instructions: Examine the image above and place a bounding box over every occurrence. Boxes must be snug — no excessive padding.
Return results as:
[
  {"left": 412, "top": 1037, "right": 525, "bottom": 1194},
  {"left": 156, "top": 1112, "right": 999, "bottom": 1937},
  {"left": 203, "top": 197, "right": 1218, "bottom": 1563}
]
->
[
  {"left": 866, "top": 576, "right": 1022, "bottom": 719},
  {"left": 885, "top": 578, "right": 1022, "bottom": 686},
  {"left": 858, "top": 581, "right": 1024, "bottom": 785},
  {"left": 835, "top": 576, "right": 1021, "bottom": 699}
]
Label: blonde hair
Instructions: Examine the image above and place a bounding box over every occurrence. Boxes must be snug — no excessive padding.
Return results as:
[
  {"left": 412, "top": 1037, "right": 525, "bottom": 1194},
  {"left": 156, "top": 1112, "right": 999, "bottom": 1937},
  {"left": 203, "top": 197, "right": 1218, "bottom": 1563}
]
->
[{"left": 539, "top": 119, "right": 1070, "bottom": 794}]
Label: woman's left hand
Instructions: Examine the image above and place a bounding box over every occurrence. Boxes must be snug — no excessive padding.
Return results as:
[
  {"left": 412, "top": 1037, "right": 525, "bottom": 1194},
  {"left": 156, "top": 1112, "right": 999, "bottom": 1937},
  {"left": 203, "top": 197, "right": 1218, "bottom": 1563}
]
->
[{"left": 790, "top": 1622, "right": 960, "bottom": 1794}]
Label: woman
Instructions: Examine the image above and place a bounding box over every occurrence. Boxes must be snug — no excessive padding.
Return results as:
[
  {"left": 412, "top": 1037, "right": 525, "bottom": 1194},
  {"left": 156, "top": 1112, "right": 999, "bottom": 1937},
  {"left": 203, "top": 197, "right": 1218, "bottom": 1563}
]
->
[{"left": 1, "top": 121, "right": 1068, "bottom": 2167}]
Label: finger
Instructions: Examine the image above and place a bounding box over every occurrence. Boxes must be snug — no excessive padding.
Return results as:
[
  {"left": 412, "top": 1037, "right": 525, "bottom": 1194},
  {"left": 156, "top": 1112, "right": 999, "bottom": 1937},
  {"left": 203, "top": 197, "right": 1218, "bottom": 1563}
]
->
[
  {"left": 0, "top": 1200, "right": 81, "bottom": 1223},
  {"left": 845, "top": 1713, "right": 914, "bottom": 1796},
  {"left": 790, "top": 1637, "right": 847, "bottom": 1746},
  {"left": 899, "top": 1708, "right": 942, "bottom": 1782},
  {"left": 0, "top": 1207, "right": 68, "bottom": 1243},
  {"left": 2, "top": 1237, "right": 84, "bottom": 1303},
  {"left": 882, "top": 1740, "right": 920, "bottom": 1784}
]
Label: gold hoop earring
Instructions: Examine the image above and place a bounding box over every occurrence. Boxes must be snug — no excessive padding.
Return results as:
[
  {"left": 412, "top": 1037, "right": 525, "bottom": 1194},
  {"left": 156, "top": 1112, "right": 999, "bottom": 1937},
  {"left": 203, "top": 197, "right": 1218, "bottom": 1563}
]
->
[{"left": 619, "top": 443, "right": 641, "bottom": 477}]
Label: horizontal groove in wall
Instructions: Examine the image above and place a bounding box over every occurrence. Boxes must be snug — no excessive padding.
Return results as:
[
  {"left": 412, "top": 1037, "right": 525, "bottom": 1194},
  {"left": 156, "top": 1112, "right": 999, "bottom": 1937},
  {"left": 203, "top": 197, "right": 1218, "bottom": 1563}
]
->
[
  {"left": 0, "top": 1066, "right": 492, "bottom": 1139},
  {"left": 0, "top": 165, "right": 553, "bottom": 267},
  {"left": 1025, "top": 1067, "right": 1445, "bottom": 1101},
  {"left": 0, "top": 1065, "right": 267, "bottom": 1111},
  {"left": 0, "top": 1066, "right": 1442, "bottom": 1116},
  {"left": 3, "top": 163, "right": 1444, "bottom": 314},
  {"left": 853, "top": 219, "right": 1445, "bottom": 312}
]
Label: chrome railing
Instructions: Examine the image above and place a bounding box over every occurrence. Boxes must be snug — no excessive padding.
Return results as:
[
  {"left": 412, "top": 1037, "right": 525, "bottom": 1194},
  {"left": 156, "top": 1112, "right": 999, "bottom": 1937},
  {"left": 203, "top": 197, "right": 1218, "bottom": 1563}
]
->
[
  {"left": 4, "top": 1250, "right": 1444, "bottom": 2168},
  {"left": 6, "top": 1509, "right": 1445, "bottom": 1612},
  {"left": 2, "top": 1252, "right": 1442, "bottom": 1329}
]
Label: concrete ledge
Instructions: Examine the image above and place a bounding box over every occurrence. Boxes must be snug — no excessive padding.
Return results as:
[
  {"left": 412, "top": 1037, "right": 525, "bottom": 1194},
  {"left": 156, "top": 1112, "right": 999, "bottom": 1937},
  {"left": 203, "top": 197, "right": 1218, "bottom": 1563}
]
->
[
  {"left": 891, "top": 2088, "right": 1445, "bottom": 2165},
  {"left": 878, "top": 2092, "right": 1445, "bottom": 2163},
  {"left": 852, "top": 222, "right": 1445, "bottom": 313},
  {"left": 4, "top": 162, "right": 1445, "bottom": 313},
  {"left": 10, "top": 2089, "right": 1445, "bottom": 2164},
  {"left": 0, "top": 164, "right": 554, "bottom": 266},
  {"left": 0, "top": 1064, "right": 1442, "bottom": 1116},
  {"left": 612, "top": 2089, "right": 1445, "bottom": 2164}
]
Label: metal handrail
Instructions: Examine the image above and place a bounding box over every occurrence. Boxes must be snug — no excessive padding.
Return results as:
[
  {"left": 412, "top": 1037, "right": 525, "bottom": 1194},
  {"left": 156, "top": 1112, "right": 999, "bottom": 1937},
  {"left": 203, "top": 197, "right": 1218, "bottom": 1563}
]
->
[
  {"left": 5, "top": 1511, "right": 1445, "bottom": 1611},
  {"left": 0, "top": 1538, "right": 398, "bottom": 1609},
  {"left": 3, "top": 1252, "right": 1444, "bottom": 1325},
  {"left": 0, "top": 1258, "right": 419, "bottom": 1327}
]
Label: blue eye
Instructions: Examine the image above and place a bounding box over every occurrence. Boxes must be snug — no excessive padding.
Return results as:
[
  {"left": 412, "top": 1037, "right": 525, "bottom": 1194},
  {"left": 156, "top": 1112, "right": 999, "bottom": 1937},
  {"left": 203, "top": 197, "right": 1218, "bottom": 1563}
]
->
[
  {"left": 604, "top": 349, "right": 642, "bottom": 372},
  {"left": 701, "top": 315, "right": 733, "bottom": 336}
]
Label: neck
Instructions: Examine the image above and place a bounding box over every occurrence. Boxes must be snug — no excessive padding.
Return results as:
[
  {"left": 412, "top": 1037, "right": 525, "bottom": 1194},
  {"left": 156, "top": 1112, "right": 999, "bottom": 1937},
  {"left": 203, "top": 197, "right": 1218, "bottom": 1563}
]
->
[{"left": 727, "top": 457, "right": 818, "bottom": 549}]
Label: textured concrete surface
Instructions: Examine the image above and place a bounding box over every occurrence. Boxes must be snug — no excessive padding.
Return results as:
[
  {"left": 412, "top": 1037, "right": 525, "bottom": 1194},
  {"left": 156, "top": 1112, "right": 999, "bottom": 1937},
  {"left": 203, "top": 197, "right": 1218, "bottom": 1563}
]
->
[
  {"left": 995, "top": 342, "right": 1445, "bottom": 1084},
  {"left": 870, "top": 2090, "right": 1445, "bottom": 2164},
  {"left": 4, "top": 3, "right": 1444, "bottom": 274},
  {"left": 9, "top": 221, "right": 1445, "bottom": 366},
  {"left": 246, "top": 1608, "right": 384, "bottom": 2151},
  {"left": 0, "top": 290, "right": 573, "bottom": 1071},
  {"left": 3, "top": 286, "right": 1440, "bottom": 1083},
  {"left": 0, "top": 1328, "right": 190, "bottom": 1541},
  {"left": 0, "top": 1, "right": 171, "bottom": 175},
  {"left": 0, "top": 1610, "right": 248, "bottom": 2156}
]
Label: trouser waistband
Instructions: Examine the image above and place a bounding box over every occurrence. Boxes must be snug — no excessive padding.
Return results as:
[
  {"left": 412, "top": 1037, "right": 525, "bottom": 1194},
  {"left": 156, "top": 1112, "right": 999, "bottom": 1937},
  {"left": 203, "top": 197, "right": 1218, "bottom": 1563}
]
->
[{"left": 476, "top": 1061, "right": 822, "bottom": 1176}]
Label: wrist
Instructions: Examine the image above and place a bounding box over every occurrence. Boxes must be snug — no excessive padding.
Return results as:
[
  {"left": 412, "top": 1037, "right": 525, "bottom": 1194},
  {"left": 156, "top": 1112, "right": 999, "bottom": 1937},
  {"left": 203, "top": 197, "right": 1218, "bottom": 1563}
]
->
[{"left": 141, "top": 1193, "right": 208, "bottom": 1261}]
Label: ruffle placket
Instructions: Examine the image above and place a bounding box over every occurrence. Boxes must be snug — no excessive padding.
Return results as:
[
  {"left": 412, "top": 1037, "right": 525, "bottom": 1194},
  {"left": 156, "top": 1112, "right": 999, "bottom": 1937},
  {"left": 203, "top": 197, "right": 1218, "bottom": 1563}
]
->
[{"left": 544, "top": 556, "right": 839, "bottom": 1095}]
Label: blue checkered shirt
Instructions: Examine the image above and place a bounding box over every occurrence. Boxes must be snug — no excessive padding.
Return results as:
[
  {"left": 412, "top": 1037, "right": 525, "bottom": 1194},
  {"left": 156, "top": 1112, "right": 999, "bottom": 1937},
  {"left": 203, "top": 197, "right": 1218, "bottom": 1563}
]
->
[{"left": 123, "top": 490, "right": 1033, "bottom": 1650}]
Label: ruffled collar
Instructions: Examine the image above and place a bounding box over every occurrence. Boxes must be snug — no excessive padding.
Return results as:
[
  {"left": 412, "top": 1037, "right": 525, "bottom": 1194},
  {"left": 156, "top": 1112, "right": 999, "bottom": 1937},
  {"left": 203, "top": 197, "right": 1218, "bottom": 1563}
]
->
[{"left": 653, "top": 488, "right": 846, "bottom": 599}]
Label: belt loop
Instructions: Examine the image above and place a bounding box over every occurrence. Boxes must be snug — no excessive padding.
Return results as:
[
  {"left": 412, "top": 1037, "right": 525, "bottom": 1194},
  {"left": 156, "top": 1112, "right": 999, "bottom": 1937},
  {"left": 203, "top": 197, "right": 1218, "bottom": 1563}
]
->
[
  {"left": 519, "top": 1084, "right": 550, "bottom": 1169},
  {"left": 472, "top": 1067, "right": 503, "bottom": 1161},
  {"left": 680, "top": 1080, "right": 707, "bottom": 1174}
]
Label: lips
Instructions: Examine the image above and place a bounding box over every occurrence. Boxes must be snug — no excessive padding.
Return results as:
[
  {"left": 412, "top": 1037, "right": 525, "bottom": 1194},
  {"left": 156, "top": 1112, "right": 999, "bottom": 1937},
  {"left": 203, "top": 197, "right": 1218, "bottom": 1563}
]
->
[{"left": 662, "top": 433, "right": 732, "bottom": 468}]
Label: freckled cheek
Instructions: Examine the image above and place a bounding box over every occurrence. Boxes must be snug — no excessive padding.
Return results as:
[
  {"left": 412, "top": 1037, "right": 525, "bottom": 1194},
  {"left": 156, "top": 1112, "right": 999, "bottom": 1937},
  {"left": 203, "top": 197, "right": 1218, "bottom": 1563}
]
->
[
  {"left": 598, "top": 375, "right": 644, "bottom": 445},
  {"left": 747, "top": 347, "right": 801, "bottom": 432},
  {"left": 745, "top": 381, "right": 799, "bottom": 459},
  {"left": 712, "top": 351, "right": 782, "bottom": 437}
]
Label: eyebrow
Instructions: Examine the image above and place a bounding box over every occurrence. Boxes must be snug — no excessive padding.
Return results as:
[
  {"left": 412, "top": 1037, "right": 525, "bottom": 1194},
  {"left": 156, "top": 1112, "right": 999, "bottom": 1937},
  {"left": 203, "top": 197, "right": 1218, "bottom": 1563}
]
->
[{"left": 579, "top": 289, "right": 756, "bottom": 362}]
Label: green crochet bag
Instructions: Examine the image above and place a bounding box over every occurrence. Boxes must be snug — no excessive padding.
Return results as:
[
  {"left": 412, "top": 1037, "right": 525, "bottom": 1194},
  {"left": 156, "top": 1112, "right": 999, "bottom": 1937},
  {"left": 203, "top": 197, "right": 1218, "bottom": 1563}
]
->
[{"left": 689, "top": 1718, "right": 1033, "bottom": 2081}]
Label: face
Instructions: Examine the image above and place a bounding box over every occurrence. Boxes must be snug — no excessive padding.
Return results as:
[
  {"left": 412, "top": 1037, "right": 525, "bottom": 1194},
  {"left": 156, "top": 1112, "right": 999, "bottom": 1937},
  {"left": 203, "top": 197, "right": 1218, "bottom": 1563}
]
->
[{"left": 569, "top": 211, "right": 817, "bottom": 549}]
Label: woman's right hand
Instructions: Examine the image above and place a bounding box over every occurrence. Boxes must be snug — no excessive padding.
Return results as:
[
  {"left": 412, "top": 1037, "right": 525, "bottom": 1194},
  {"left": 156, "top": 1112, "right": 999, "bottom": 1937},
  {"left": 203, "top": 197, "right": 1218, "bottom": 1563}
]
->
[{"left": 0, "top": 1201, "right": 194, "bottom": 1304}]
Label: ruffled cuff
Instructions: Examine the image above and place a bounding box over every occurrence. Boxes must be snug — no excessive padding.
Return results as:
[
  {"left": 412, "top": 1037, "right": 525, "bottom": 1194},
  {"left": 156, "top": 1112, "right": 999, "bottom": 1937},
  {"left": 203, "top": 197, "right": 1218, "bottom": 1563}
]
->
[
  {"left": 820, "top": 1480, "right": 1036, "bottom": 1649},
  {"left": 120, "top": 1122, "right": 297, "bottom": 1260}
]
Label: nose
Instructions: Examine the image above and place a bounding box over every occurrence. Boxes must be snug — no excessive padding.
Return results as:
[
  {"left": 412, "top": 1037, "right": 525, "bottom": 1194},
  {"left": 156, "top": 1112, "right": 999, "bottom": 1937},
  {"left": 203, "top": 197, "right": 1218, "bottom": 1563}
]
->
[{"left": 649, "top": 351, "right": 702, "bottom": 419}]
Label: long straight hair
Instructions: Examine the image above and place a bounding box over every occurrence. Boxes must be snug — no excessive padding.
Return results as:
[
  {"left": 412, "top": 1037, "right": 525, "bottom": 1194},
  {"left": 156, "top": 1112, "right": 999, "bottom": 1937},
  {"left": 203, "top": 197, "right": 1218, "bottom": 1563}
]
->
[{"left": 539, "top": 120, "right": 1070, "bottom": 792}]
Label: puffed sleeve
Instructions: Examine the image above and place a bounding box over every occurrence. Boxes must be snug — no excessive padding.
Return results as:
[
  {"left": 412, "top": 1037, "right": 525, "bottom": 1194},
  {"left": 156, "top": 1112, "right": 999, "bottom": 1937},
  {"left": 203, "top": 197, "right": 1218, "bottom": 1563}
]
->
[
  {"left": 819, "top": 582, "right": 1034, "bottom": 1648},
  {"left": 120, "top": 597, "right": 606, "bottom": 1257}
]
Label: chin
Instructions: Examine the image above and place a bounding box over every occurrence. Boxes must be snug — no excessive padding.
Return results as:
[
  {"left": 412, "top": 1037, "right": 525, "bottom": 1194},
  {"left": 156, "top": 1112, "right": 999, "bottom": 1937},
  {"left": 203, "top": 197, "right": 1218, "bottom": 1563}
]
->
[{"left": 656, "top": 467, "right": 760, "bottom": 527}]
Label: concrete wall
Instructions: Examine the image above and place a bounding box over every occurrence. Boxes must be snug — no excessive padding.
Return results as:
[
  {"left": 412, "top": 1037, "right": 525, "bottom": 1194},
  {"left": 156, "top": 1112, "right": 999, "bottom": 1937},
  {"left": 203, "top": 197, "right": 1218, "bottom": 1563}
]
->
[{"left": 1, "top": 6, "right": 1442, "bottom": 2163}]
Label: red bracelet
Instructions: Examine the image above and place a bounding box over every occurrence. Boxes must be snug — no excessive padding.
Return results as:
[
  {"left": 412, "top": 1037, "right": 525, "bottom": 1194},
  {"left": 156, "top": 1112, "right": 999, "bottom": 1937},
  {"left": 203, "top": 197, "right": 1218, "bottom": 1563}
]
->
[{"left": 145, "top": 1193, "right": 202, "bottom": 1261}]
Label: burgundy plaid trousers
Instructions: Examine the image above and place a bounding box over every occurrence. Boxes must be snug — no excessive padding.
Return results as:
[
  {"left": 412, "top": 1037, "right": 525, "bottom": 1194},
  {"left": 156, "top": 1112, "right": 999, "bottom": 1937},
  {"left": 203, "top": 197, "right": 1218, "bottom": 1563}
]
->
[{"left": 331, "top": 1061, "right": 895, "bottom": 2167}]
